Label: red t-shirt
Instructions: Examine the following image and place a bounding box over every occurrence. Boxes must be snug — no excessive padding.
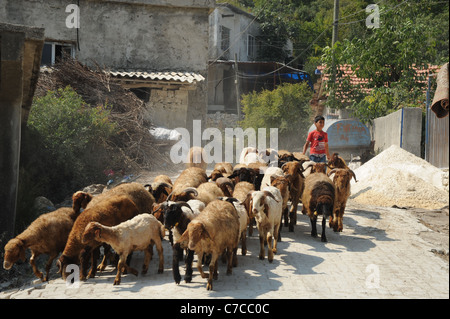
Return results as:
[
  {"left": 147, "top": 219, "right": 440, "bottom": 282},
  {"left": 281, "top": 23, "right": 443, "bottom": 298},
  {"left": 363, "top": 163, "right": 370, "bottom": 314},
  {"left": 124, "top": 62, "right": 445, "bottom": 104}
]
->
[{"left": 307, "top": 130, "right": 328, "bottom": 155}]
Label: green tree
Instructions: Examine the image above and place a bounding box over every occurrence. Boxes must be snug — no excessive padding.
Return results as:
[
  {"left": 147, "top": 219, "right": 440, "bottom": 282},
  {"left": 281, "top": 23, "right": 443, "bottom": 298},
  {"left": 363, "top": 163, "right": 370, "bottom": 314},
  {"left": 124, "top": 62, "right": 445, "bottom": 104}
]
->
[
  {"left": 321, "top": 0, "right": 447, "bottom": 123},
  {"left": 240, "top": 82, "right": 312, "bottom": 149}
]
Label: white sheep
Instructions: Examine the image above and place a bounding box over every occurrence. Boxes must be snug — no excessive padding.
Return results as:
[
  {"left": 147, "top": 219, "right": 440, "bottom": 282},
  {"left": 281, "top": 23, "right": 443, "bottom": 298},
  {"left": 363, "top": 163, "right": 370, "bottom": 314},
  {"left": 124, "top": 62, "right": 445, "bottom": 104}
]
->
[
  {"left": 239, "top": 147, "right": 258, "bottom": 164},
  {"left": 248, "top": 186, "right": 283, "bottom": 262},
  {"left": 82, "top": 213, "right": 165, "bottom": 285},
  {"left": 260, "top": 167, "right": 284, "bottom": 189}
]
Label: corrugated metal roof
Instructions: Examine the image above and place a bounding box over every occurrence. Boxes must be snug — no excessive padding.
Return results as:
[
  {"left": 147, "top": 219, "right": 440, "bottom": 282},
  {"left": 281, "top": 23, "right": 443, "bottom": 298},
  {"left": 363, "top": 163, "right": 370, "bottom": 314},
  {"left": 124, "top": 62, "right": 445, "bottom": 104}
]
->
[{"left": 107, "top": 70, "right": 205, "bottom": 84}]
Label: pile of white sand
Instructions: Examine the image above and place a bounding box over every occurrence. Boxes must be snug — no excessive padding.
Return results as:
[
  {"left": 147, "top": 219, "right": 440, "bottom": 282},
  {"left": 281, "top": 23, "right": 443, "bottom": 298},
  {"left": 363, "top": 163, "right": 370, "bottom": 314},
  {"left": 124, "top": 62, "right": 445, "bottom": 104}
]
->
[{"left": 350, "top": 145, "right": 449, "bottom": 209}]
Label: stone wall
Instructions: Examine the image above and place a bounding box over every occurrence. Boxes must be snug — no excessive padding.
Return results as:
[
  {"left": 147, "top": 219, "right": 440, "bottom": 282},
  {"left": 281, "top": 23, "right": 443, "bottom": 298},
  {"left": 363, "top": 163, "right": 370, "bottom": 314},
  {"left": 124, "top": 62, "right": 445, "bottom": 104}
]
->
[{"left": 206, "top": 112, "right": 240, "bottom": 129}]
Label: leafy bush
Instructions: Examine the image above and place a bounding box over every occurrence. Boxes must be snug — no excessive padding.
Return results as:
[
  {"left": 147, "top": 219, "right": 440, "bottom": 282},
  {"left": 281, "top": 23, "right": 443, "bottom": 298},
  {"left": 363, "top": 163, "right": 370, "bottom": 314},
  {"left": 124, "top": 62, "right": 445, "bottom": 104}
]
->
[
  {"left": 18, "top": 86, "right": 118, "bottom": 226},
  {"left": 240, "top": 82, "right": 312, "bottom": 149}
]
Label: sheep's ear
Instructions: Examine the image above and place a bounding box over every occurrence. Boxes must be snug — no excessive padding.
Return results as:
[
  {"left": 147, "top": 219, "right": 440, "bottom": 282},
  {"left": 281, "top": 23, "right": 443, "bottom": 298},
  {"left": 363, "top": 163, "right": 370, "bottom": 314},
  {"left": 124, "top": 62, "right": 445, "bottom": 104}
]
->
[
  {"left": 19, "top": 245, "right": 26, "bottom": 262},
  {"left": 263, "top": 203, "right": 270, "bottom": 217},
  {"left": 201, "top": 225, "right": 211, "bottom": 240}
]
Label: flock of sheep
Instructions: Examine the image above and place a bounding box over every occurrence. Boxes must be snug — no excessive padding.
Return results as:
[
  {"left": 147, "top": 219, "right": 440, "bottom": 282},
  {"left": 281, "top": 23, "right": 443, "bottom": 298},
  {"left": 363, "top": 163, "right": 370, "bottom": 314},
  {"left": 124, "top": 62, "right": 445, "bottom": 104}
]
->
[{"left": 3, "top": 147, "right": 357, "bottom": 291}]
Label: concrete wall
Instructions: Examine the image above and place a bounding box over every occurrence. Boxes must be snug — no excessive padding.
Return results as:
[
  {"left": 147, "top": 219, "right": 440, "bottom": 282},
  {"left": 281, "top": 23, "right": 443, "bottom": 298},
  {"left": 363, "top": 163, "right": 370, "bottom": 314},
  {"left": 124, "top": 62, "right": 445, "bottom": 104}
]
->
[
  {"left": 1, "top": 0, "right": 212, "bottom": 72},
  {"left": 1, "top": 0, "right": 213, "bottom": 132},
  {"left": 371, "top": 107, "right": 423, "bottom": 157},
  {"left": 209, "top": 4, "right": 260, "bottom": 62}
]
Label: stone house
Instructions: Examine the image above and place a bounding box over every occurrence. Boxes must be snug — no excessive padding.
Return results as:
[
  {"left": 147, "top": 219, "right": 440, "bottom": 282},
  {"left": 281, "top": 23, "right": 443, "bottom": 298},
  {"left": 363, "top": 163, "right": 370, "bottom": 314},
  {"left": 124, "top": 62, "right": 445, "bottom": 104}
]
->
[
  {"left": 207, "top": 3, "right": 304, "bottom": 114},
  {"left": 0, "top": 0, "right": 215, "bottom": 132}
]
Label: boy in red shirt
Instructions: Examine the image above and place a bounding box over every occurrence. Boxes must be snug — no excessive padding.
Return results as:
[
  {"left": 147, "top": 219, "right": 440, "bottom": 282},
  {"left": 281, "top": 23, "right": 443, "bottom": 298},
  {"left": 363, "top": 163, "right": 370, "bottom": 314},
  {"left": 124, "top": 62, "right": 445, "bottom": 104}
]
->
[{"left": 302, "top": 115, "right": 330, "bottom": 163}]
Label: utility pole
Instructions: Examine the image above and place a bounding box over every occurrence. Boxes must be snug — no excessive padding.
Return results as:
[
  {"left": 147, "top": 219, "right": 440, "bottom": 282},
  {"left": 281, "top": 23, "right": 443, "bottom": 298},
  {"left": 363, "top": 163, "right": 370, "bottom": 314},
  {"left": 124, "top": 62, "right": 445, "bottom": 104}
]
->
[
  {"left": 331, "top": 0, "right": 339, "bottom": 83},
  {"left": 234, "top": 53, "right": 241, "bottom": 120},
  {"left": 331, "top": 0, "right": 339, "bottom": 107},
  {"left": 332, "top": 0, "right": 339, "bottom": 49}
]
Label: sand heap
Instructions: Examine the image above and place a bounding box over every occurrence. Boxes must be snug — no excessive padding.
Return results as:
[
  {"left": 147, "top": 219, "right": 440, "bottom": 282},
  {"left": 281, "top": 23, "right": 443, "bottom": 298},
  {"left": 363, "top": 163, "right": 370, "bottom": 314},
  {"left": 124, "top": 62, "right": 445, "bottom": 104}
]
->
[{"left": 350, "top": 145, "right": 449, "bottom": 210}]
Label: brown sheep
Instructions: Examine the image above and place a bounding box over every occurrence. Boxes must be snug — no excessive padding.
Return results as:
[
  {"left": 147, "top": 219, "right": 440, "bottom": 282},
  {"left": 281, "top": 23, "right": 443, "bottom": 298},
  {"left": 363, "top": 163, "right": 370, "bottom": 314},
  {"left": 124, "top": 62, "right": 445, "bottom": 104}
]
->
[
  {"left": 293, "top": 152, "right": 309, "bottom": 162},
  {"left": 301, "top": 172, "right": 337, "bottom": 242},
  {"left": 215, "top": 177, "right": 234, "bottom": 197},
  {"left": 327, "top": 168, "right": 357, "bottom": 232},
  {"left": 71, "top": 183, "right": 155, "bottom": 272},
  {"left": 232, "top": 181, "right": 255, "bottom": 203},
  {"left": 57, "top": 195, "right": 140, "bottom": 281},
  {"left": 208, "top": 162, "right": 233, "bottom": 181},
  {"left": 195, "top": 182, "right": 225, "bottom": 205},
  {"left": 3, "top": 206, "right": 81, "bottom": 282},
  {"left": 145, "top": 182, "right": 172, "bottom": 203},
  {"left": 172, "top": 200, "right": 240, "bottom": 290},
  {"left": 277, "top": 150, "right": 293, "bottom": 161},
  {"left": 328, "top": 152, "right": 348, "bottom": 169},
  {"left": 72, "top": 191, "right": 94, "bottom": 214},
  {"left": 83, "top": 182, "right": 155, "bottom": 214},
  {"left": 145, "top": 174, "right": 173, "bottom": 203},
  {"left": 171, "top": 167, "right": 208, "bottom": 195},
  {"left": 153, "top": 174, "right": 173, "bottom": 186},
  {"left": 167, "top": 188, "right": 199, "bottom": 203},
  {"left": 281, "top": 161, "right": 305, "bottom": 231},
  {"left": 186, "top": 146, "right": 208, "bottom": 170}
]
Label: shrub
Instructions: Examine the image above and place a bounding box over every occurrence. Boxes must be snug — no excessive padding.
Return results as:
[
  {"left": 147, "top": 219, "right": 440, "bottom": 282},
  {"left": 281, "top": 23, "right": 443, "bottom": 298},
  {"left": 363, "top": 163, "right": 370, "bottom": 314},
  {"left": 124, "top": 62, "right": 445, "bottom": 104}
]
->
[
  {"left": 240, "top": 82, "right": 313, "bottom": 149},
  {"left": 18, "top": 86, "right": 118, "bottom": 228}
]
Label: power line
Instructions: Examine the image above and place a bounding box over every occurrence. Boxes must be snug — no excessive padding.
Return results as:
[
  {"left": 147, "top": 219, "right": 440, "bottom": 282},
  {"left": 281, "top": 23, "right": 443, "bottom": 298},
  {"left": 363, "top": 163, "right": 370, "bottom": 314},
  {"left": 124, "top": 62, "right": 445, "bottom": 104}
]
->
[
  {"left": 208, "top": 0, "right": 269, "bottom": 67},
  {"left": 209, "top": 0, "right": 419, "bottom": 81}
]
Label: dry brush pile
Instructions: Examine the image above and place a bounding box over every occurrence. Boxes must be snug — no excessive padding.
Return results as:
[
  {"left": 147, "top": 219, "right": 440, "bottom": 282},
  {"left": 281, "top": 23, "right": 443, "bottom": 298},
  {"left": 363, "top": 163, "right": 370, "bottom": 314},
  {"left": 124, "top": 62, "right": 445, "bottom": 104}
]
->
[{"left": 35, "top": 58, "right": 177, "bottom": 172}]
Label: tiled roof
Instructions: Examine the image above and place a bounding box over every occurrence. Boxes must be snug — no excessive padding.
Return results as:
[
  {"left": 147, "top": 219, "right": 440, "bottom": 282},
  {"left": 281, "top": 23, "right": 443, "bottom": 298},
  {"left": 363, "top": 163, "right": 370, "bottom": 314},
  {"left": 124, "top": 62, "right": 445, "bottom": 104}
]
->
[
  {"left": 106, "top": 70, "right": 205, "bottom": 84},
  {"left": 317, "top": 64, "right": 441, "bottom": 100},
  {"left": 318, "top": 64, "right": 441, "bottom": 86}
]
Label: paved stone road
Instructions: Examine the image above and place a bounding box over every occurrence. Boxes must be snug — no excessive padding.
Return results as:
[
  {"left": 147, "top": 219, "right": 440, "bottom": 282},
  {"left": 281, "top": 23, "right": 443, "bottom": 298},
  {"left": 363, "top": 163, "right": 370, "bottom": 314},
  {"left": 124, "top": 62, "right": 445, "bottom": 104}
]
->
[{"left": 1, "top": 201, "right": 448, "bottom": 299}]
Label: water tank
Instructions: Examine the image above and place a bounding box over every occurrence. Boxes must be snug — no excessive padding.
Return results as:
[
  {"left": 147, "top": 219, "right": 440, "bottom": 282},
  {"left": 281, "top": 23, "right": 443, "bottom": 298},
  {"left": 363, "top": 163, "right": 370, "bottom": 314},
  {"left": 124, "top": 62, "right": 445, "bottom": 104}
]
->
[{"left": 308, "top": 119, "right": 371, "bottom": 160}]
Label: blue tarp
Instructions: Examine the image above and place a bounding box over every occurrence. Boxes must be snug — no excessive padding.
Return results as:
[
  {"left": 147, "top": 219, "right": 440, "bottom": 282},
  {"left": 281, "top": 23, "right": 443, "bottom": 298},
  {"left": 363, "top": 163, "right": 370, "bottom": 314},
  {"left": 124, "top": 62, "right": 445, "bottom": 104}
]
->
[{"left": 280, "top": 72, "right": 313, "bottom": 90}]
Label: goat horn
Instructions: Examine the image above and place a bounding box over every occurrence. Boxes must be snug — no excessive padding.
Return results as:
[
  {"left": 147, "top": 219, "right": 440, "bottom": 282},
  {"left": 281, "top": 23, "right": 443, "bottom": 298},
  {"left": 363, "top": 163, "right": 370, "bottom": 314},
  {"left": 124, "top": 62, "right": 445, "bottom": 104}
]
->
[
  {"left": 327, "top": 169, "right": 338, "bottom": 177},
  {"left": 56, "top": 260, "right": 62, "bottom": 274},
  {"left": 174, "top": 201, "right": 194, "bottom": 213},
  {"left": 220, "top": 180, "right": 234, "bottom": 188},
  {"left": 154, "top": 182, "right": 172, "bottom": 189},
  {"left": 182, "top": 187, "right": 198, "bottom": 197},
  {"left": 297, "top": 159, "right": 308, "bottom": 170},
  {"left": 349, "top": 169, "right": 358, "bottom": 182}
]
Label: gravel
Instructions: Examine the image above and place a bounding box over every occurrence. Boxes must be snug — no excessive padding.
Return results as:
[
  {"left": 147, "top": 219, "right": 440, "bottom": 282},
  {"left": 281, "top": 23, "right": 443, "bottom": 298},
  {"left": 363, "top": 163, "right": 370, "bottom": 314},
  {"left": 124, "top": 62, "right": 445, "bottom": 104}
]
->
[{"left": 350, "top": 145, "right": 449, "bottom": 209}]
